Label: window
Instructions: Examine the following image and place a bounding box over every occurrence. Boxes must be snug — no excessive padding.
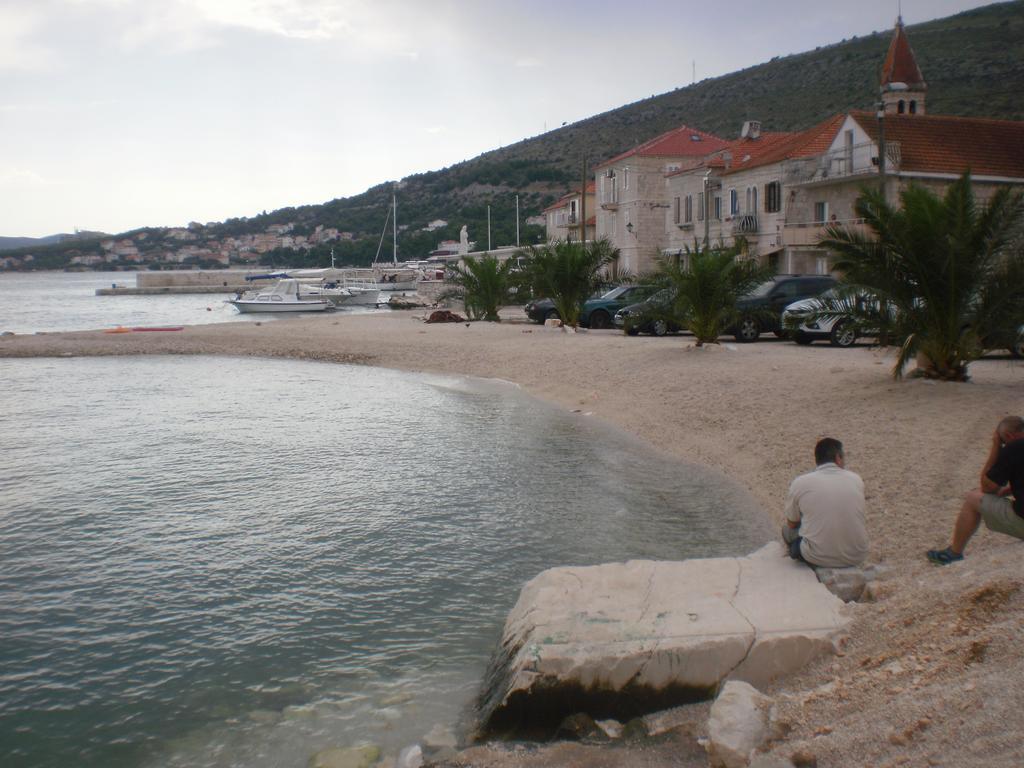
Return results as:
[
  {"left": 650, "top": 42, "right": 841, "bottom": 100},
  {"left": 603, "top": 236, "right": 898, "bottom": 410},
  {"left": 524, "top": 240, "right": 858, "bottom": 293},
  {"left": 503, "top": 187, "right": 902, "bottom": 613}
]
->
[
  {"left": 814, "top": 201, "right": 829, "bottom": 224},
  {"left": 684, "top": 195, "right": 693, "bottom": 223},
  {"left": 815, "top": 257, "right": 829, "bottom": 275},
  {"left": 623, "top": 167, "right": 630, "bottom": 190},
  {"left": 745, "top": 186, "right": 758, "bottom": 216},
  {"left": 673, "top": 196, "right": 681, "bottom": 224},
  {"left": 909, "top": 100, "right": 917, "bottom": 114},
  {"left": 697, "top": 192, "right": 705, "bottom": 221},
  {"left": 729, "top": 189, "right": 739, "bottom": 216},
  {"left": 898, "top": 100, "right": 906, "bottom": 114},
  {"left": 765, "top": 181, "right": 781, "bottom": 213},
  {"left": 714, "top": 196, "right": 722, "bottom": 220}
]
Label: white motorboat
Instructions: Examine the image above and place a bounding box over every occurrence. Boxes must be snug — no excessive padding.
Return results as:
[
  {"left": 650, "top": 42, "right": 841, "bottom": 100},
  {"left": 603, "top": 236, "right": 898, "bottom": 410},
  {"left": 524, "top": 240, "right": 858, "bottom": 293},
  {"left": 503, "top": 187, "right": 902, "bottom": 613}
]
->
[{"left": 227, "top": 279, "right": 332, "bottom": 313}]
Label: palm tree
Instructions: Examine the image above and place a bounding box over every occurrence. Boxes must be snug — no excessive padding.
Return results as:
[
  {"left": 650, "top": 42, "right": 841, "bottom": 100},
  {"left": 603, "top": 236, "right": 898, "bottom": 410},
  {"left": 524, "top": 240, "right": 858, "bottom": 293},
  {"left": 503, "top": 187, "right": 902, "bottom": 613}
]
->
[
  {"left": 519, "top": 238, "right": 617, "bottom": 327},
  {"left": 815, "top": 172, "right": 1024, "bottom": 380},
  {"left": 442, "top": 254, "right": 517, "bottom": 322},
  {"left": 659, "top": 244, "right": 772, "bottom": 346}
]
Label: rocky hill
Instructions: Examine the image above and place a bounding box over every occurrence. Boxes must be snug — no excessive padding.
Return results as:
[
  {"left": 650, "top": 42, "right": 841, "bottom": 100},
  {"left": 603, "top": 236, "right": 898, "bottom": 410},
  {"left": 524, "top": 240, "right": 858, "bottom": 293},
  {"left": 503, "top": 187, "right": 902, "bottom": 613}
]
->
[{"left": 6, "top": 1, "right": 1023, "bottom": 271}]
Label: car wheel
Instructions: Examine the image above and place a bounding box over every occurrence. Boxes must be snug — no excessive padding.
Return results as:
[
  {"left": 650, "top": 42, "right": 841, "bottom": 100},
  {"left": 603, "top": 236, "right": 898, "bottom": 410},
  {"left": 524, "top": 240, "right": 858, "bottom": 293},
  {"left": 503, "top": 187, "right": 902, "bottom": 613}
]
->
[
  {"left": 734, "top": 317, "right": 760, "bottom": 343},
  {"left": 544, "top": 309, "right": 560, "bottom": 322},
  {"left": 589, "top": 310, "right": 611, "bottom": 329},
  {"left": 651, "top": 319, "right": 668, "bottom": 337},
  {"left": 830, "top": 322, "right": 857, "bottom": 348},
  {"left": 793, "top": 332, "right": 813, "bottom": 345}
]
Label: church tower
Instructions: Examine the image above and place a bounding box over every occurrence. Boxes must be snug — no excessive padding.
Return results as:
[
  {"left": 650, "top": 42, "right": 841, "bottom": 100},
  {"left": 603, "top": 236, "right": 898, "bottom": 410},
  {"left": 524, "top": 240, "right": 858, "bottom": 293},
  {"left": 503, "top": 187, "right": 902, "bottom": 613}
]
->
[{"left": 880, "top": 16, "right": 927, "bottom": 115}]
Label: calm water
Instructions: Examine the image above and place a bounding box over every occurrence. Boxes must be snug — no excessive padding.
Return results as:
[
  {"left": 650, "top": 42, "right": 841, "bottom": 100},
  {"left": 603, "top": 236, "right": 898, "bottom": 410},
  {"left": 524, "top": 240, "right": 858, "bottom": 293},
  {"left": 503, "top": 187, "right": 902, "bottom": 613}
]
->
[
  {"left": 0, "top": 271, "right": 382, "bottom": 334},
  {"left": 0, "top": 356, "right": 770, "bottom": 768}
]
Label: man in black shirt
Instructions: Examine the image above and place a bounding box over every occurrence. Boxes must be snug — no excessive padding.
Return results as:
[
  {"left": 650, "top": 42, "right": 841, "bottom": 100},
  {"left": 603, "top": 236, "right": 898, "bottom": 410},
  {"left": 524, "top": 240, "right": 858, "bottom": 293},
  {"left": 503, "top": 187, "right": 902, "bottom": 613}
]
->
[{"left": 928, "top": 415, "right": 1024, "bottom": 564}]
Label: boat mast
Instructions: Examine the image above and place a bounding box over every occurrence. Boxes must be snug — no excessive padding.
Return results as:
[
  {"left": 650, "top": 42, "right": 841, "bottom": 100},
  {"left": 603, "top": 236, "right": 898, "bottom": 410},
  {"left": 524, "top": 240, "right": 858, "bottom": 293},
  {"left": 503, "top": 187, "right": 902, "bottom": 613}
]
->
[{"left": 392, "top": 192, "right": 398, "bottom": 265}]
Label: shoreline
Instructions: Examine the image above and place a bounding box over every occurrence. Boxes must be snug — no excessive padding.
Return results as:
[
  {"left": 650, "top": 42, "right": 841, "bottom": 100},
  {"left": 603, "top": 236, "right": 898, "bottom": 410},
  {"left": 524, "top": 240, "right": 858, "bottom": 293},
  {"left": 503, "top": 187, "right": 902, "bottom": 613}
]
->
[{"left": 4, "top": 311, "right": 1024, "bottom": 766}]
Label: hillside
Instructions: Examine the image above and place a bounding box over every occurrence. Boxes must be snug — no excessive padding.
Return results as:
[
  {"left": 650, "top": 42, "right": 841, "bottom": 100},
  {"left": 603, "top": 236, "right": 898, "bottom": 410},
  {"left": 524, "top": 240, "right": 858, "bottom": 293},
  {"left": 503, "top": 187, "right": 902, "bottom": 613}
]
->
[{"left": 6, "top": 1, "right": 1023, "bottom": 270}]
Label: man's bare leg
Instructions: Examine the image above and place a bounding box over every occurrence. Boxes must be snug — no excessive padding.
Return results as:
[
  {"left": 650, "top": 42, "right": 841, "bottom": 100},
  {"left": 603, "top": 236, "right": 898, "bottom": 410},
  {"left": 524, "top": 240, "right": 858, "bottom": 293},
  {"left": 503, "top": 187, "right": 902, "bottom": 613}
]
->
[{"left": 950, "top": 489, "right": 984, "bottom": 555}]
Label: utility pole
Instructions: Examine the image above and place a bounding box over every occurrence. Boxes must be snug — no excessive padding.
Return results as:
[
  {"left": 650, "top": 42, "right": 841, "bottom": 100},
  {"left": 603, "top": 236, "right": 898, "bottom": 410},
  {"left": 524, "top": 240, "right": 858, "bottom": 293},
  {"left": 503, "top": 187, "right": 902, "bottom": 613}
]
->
[
  {"left": 487, "top": 205, "right": 492, "bottom": 251},
  {"left": 515, "top": 194, "right": 520, "bottom": 247},
  {"left": 580, "top": 156, "right": 587, "bottom": 247}
]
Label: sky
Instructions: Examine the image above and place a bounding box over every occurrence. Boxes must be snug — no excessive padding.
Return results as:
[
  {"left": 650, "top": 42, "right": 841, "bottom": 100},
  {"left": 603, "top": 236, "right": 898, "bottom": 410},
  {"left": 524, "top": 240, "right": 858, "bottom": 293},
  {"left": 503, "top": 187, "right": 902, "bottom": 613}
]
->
[{"left": 0, "top": 0, "right": 1001, "bottom": 238}]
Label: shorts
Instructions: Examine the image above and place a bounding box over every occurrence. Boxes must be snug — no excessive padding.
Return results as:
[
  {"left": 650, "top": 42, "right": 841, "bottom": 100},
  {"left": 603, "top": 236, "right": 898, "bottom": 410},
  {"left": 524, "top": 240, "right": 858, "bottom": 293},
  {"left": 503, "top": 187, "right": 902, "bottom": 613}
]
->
[{"left": 979, "top": 494, "right": 1024, "bottom": 540}]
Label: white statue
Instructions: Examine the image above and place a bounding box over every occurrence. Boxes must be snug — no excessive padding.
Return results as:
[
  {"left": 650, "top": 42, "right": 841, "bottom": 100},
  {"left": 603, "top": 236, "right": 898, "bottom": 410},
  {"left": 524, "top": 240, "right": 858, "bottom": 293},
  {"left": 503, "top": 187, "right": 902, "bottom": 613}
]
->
[{"left": 459, "top": 225, "right": 469, "bottom": 254}]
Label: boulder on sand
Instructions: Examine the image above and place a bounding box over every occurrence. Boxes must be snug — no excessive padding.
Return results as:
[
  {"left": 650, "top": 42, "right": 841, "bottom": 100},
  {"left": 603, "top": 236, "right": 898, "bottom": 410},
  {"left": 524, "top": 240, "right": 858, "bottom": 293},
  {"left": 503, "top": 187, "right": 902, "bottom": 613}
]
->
[{"left": 475, "top": 543, "right": 847, "bottom": 737}]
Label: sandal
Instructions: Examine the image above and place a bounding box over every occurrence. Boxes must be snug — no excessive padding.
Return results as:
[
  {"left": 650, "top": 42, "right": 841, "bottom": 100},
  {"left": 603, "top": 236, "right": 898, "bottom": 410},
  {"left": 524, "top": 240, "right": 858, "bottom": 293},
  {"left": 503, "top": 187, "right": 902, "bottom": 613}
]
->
[{"left": 926, "top": 547, "right": 964, "bottom": 565}]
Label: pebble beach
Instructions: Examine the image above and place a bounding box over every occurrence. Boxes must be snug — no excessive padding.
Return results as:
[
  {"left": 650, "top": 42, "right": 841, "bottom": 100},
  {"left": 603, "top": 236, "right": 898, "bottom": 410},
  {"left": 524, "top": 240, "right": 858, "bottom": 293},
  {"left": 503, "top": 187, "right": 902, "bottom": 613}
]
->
[{"left": 3, "top": 309, "right": 1023, "bottom": 767}]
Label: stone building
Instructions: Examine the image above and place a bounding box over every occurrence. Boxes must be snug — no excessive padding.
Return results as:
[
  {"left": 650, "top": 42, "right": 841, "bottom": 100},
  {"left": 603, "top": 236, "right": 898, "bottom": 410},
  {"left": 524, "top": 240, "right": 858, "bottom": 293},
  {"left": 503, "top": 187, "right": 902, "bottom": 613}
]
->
[
  {"left": 593, "top": 125, "right": 728, "bottom": 275},
  {"left": 543, "top": 183, "right": 595, "bottom": 243}
]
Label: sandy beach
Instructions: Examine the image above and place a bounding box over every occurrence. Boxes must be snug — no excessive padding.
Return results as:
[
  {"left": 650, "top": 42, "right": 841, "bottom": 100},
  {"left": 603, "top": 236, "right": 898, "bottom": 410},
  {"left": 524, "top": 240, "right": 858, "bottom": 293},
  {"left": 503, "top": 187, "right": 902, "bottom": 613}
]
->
[{"left": 3, "top": 310, "right": 1023, "bottom": 767}]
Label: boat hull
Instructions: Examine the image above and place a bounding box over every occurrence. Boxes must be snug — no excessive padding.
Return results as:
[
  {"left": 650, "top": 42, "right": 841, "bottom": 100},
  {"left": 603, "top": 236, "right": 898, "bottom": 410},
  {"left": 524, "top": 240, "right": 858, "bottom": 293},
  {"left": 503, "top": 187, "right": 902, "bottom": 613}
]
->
[{"left": 228, "top": 300, "right": 331, "bottom": 313}]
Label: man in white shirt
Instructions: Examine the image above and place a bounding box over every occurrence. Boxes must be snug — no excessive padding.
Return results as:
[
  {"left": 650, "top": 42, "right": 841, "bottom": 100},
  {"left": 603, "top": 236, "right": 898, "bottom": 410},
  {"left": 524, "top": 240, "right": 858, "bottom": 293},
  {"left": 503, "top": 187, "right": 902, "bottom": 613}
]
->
[{"left": 782, "top": 437, "right": 869, "bottom": 568}]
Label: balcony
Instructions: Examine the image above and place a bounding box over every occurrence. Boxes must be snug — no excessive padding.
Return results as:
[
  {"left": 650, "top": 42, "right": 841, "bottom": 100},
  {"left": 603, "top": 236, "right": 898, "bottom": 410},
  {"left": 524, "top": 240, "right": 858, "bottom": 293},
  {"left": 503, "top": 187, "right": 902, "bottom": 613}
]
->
[
  {"left": 731, "top": 215, "right": 758, "bottom": 235},
  {"left": 783, "top": 218, "right": 868, "bottom": 247},
  {"left": 553, "top": 213, "right": 580, "bottom": 228},
  {"left": 783, "top": 141, "right": 901, "bottom": 186}
]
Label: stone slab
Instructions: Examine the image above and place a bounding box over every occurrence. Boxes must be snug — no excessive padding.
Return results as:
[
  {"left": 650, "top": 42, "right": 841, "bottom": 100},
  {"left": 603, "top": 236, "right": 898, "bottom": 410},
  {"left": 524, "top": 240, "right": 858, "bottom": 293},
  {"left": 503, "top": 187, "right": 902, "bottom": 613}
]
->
[{"left": 477, "top": 543, "right": 847, "bottom": 735}]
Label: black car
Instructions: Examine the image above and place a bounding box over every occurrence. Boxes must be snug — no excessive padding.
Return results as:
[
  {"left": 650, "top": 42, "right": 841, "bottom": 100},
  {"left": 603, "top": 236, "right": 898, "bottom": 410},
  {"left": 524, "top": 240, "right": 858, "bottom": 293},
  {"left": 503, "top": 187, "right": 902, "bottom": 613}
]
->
[
  {"left": 614, "top": 288, "right": 684, "bottom": 336},
  {"left": 732, "top": 275, "right": 837, "bottom": 342}
]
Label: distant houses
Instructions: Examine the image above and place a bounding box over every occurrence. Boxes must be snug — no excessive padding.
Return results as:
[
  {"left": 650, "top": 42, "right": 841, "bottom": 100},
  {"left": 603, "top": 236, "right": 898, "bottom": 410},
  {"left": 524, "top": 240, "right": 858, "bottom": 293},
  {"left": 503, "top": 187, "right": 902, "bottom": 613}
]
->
[{"left": 555, "top": 16, "right": 1024, "bottom": 277}]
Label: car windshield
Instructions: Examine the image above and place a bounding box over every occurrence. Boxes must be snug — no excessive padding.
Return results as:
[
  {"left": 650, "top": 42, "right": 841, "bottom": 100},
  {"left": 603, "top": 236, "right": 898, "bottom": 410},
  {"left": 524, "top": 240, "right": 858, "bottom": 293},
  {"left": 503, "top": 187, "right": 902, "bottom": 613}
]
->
[
  {"left": 646, "top": 288, "right": 672, "bottom": 304},
  {"left": 600, "top": 286, "right": 630, "bottom": 300},
  {"left": 747, "top": 280, "right": 777, "bottom": 298}
]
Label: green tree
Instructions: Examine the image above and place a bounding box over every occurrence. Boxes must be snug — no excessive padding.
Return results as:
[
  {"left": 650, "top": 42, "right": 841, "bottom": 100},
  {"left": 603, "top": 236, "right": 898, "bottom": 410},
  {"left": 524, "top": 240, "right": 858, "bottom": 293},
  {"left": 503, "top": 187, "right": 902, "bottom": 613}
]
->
[
  {"left": 659, "top": 244, "right": 772, "bottom": 346},
  {"left": 519, "top": 238, "right": 617, "bottom": 327},
  {"left": 441, "top": 253, "right": 517, "bottom": 322},
  {"left": 815, "top": 172, "right": 1024, "bottom": 380}
]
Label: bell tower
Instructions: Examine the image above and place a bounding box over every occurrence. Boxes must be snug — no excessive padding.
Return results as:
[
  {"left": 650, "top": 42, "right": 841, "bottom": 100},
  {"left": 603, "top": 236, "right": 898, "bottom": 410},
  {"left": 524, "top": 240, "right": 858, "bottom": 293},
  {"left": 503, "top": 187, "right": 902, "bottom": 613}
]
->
[{"left": 880, "top": 16, "right": 927, "bottom": 115}]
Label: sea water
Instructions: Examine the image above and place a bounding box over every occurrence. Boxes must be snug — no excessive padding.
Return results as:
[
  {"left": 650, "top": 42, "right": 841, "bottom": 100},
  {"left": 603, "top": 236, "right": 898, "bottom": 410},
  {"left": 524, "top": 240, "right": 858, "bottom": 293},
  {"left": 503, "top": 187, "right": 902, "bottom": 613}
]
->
[
  {"left": 0, "top": 271, "right": 383, "bottom": 334},
  {"left": 0, "top": 356, "right": 771, "bottom": 768}
]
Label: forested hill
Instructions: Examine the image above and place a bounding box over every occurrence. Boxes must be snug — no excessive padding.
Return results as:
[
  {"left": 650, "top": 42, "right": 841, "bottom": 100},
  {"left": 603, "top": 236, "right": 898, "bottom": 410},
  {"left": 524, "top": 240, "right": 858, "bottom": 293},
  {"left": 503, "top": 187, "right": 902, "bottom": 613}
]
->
[{"left": 10, "top": 1, "right": 1024, "bottom": 269}]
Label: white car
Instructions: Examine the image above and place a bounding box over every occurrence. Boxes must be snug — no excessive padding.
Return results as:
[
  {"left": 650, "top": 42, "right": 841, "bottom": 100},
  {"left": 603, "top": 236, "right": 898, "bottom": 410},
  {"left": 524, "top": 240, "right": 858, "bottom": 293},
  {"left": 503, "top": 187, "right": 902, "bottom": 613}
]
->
[{"left": 781, "top": 290, "right": 860, "bottom": 347}]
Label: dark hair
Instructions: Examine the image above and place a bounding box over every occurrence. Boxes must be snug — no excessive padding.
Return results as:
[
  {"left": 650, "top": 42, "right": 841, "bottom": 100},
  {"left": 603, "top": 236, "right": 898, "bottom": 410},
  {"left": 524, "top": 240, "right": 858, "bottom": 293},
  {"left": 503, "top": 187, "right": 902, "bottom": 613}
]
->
[{"left": 815, "top": 437, "right": 844, "bottom": 465}]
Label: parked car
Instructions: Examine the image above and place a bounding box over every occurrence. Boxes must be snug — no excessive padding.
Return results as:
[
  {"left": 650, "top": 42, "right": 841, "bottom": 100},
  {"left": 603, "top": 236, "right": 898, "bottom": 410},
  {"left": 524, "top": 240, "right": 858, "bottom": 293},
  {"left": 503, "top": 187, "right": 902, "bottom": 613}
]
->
[
  {"left": 614, "top": 288, "right": 684, "bottom": 336},
  {"left": 525, "top": 285, "right": 657, "bottom": 328},
  {"left": 731, "top": 275, "right": 837, "bottom": 342},
  {"left": 979, "top": 323, "right": 1024, "bottom": 358},
  {"left": 782, "top": 288, "right": 873, "bottom": 347}
]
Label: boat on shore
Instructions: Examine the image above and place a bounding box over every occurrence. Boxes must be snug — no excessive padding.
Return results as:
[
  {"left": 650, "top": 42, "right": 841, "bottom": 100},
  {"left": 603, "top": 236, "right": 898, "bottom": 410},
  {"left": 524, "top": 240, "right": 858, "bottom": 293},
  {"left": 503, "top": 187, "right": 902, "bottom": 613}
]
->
[{"left": 227, "top": 279, "right": 332, "bottom": 313}]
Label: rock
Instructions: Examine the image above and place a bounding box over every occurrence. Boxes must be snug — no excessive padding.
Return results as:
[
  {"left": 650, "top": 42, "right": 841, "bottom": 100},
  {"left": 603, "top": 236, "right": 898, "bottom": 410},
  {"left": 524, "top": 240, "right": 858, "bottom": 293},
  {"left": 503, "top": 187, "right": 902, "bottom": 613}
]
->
[
  {"left": 422, "top": 723, "right": 457, "bottom": 756},
  {"left": 396, "top": 744, "right": 423, "bottom": 768},
  {"left": 309, "top": 745, "right": 381, "bottom": 768},
  {"left": 476, "top": 543, "right": 846, "bottom": 736},
  {"left": 813, "top": 567, "right": 867, "bottom": 602},
  {"left": 642, "top": 706, "right": 692, "bottom": 736},
  {"left": 705, "top": 681, "right": 775, "bottom": 768},
  {"left": 595, "top": 718, "right": 624, "bottom": 738},
  {"left": 555, "top": 712, "right": 603, "bottom": 741}
]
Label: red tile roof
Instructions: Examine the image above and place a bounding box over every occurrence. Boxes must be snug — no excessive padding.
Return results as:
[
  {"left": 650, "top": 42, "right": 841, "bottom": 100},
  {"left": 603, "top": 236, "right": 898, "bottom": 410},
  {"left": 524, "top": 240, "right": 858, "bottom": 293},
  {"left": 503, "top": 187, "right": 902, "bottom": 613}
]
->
[
  {"left": 541, "top": 183, "right": 596, "bottom": 213},
  {"left": 851, "top": 111, "right": 1024, "bottom": 178},
  {"left": 715, "top": 114, "right": 847, "bottom": 176},
  {"left": 595, "top": 124, "right": 728, "bottom": 169},
  {"left": 881, "top": 18, "right": 926, "bottom": 89}
]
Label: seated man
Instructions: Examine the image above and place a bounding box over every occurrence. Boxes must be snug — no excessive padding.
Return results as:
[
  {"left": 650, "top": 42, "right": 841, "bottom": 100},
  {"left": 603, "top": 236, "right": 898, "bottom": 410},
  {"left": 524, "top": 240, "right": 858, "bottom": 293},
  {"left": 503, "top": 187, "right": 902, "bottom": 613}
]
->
[
  {"left": 927, "top": 415, "right": 1024, "bottom": 565},
  {"left": 782, "top": 437, "right": 868, "bottom": 568}
]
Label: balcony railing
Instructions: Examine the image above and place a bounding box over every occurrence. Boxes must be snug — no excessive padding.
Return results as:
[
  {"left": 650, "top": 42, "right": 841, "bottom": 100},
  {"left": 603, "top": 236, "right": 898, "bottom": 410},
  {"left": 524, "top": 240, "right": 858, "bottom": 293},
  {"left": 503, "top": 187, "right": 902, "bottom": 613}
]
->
[
  {"left": 554, "top": 213, "right": 579, "bottom": 227},
  {"left": 782, "top": 218, "right": 868, "bottom": 247},
  {"left": 783, "top": 141, "right": 901, "bottom": 186},
  {"left": 731, "top": 215, "right": 758, "bottom": 234}
]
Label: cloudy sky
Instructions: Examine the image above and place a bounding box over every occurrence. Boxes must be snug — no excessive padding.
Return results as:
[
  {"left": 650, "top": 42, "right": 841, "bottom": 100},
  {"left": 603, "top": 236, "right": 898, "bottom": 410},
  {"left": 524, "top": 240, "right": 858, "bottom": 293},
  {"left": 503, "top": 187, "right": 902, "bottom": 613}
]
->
[{"left": 0, "top": 0, "right": 998, "bottom": 238}]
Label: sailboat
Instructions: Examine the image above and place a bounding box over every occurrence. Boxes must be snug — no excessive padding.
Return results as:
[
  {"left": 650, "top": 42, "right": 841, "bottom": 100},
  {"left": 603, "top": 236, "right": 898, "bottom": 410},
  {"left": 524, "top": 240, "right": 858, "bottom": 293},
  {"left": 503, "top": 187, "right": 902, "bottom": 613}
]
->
[{"left": 365, "top": 193, "right": 421, "bottom": 291}]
